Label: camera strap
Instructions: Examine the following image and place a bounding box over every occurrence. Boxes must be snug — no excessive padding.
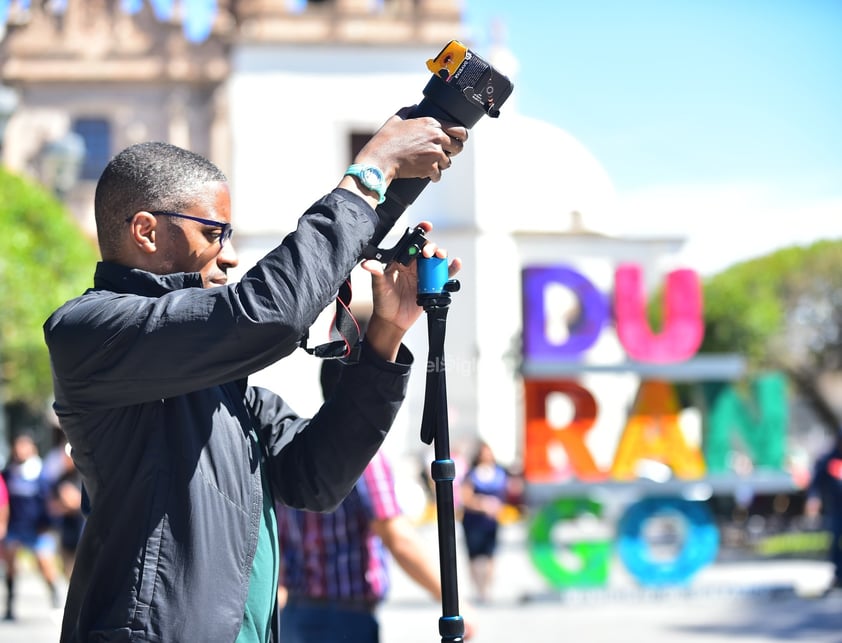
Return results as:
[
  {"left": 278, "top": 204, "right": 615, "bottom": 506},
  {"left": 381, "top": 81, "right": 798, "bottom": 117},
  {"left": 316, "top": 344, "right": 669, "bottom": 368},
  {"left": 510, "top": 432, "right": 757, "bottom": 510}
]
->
[
  {"left": 299, "top": 278, "right": 362, "bottom": 361},
  {"left": 301, "top": 227, "right": 430, "bottom": 360}
]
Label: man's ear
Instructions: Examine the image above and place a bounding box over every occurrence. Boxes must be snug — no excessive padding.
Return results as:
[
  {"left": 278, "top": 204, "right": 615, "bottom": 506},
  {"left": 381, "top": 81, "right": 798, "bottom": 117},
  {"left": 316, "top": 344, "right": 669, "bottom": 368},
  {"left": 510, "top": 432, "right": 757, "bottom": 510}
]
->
[{"left": 126, "top": 211, "right": 158, "bottom": 254}]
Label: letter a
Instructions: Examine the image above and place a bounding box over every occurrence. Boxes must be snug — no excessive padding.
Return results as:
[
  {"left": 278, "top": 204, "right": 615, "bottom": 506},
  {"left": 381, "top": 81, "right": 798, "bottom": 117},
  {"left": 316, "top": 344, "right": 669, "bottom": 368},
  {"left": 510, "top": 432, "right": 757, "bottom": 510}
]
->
[{"left": 611, "top": 380, "right": 706, "bottom": 479}]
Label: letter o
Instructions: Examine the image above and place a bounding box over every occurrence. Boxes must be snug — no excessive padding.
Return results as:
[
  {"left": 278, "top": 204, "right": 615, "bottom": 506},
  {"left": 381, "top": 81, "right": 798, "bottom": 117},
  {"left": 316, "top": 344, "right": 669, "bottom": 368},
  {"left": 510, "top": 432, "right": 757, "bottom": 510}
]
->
[{"left": 617, "top": 496, "right": 719, "bottom": 586}]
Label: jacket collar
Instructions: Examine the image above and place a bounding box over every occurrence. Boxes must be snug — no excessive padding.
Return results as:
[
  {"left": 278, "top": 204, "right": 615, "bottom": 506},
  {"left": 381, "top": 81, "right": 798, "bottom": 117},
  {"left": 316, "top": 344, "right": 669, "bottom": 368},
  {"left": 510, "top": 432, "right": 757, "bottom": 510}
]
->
[{"left": 93, "top": 261, "right": 205, "bottom": 296}]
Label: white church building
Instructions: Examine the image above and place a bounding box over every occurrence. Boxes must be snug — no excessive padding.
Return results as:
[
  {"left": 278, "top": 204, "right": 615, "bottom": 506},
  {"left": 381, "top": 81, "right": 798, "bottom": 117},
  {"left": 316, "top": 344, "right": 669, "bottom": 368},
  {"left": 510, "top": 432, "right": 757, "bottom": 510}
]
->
[{"left": 0, "top": 2, "right": 697, "bottom": 511}]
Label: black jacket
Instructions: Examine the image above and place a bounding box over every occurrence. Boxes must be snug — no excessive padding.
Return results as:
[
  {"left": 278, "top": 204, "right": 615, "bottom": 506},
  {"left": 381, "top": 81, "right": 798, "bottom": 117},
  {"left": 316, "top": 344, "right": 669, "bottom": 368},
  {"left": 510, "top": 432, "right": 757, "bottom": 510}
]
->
[{"left": 44, "top": 189, "right": 412, "bottom": 642}]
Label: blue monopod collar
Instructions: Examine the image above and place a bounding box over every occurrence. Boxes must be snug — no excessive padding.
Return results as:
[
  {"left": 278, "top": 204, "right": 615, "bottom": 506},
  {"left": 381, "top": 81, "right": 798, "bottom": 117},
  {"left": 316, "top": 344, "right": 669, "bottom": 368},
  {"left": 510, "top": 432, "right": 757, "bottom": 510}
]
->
[{"left": 417, "top": 256, "right": 449, "bottom": 294}]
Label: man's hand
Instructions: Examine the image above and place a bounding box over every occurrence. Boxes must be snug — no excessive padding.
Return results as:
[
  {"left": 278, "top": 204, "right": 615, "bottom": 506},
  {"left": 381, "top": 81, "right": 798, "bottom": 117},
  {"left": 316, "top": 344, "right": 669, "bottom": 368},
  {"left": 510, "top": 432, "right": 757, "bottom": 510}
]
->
[
  {"left": 360, "top": 109, "right": 468, "bottom": 183},
  {"left": 362, "top": 221, "right": 461, "bottom": 361},
  {"left": 338, "top": 110, "right": 468, "bottom": 209}
]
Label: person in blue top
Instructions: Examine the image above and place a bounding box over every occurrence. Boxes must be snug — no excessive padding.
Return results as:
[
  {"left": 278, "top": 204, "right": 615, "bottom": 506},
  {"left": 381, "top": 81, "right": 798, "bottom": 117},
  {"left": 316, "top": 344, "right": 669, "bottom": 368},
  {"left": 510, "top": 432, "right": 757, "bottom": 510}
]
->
[
  {"left": 1, "top": 431, "right": 62, "bottom": 620},
  {"left": 459, "top": 441, "right": 512, "bottom": 603}
]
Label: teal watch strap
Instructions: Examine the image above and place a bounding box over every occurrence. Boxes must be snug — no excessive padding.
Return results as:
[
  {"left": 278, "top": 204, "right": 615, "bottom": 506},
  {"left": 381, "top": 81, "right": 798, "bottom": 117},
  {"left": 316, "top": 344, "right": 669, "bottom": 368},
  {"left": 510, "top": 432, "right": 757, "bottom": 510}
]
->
[{"left": 345, "top": 163, "right": 387, "bottom": 204}]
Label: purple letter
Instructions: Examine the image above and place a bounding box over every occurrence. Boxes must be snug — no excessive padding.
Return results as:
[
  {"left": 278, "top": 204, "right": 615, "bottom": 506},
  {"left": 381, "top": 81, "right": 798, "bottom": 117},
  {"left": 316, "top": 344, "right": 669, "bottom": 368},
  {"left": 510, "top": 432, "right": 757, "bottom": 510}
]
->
[{"left": 522, "top": 267, "right": 609, "bottom": 360}]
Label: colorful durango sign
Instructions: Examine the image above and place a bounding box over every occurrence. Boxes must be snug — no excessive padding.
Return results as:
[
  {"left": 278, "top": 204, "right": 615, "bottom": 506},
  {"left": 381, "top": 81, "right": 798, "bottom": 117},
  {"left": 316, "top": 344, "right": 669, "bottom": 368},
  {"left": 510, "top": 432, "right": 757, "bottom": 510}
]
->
[{"left": 520, "top": 262, "right": 792, "bottom": 587}]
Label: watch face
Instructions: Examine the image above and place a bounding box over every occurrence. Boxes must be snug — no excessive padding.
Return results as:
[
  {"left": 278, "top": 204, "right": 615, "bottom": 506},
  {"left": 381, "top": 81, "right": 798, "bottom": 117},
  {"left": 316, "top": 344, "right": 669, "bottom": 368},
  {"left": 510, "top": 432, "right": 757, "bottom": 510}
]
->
[{"left": 361, "top": 166, "right": 384, "bottom": 187}]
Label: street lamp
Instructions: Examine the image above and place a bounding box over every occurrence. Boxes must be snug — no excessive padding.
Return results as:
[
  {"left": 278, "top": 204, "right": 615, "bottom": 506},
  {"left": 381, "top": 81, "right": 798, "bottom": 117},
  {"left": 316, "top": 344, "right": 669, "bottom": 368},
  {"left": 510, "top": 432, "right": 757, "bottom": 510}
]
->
[{"left": 41, "top": 131, "right": 86, "bottom": 199}]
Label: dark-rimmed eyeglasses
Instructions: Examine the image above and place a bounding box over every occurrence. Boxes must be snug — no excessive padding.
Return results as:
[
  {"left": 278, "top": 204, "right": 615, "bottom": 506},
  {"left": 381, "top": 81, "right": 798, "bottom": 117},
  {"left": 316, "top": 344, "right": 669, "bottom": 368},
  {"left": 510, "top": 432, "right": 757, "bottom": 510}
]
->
[{"left": 126, "top": 211, "right": 234, "bottom": 248}]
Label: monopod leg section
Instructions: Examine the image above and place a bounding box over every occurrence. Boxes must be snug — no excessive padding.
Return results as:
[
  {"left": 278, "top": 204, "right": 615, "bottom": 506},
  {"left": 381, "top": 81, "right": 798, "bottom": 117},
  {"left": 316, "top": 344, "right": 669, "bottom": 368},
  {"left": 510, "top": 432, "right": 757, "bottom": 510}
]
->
[
  {"left": 419, "top": 275, "right": 465, "bottom": 642},
  {"left": 431, "top": 457, "right": 465, "bottom": 643}
]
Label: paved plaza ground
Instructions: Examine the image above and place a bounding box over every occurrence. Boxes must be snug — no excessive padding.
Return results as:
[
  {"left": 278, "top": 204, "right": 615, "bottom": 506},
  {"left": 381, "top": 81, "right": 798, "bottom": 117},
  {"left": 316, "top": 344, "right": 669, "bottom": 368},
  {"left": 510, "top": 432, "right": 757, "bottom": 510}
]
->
[{"left": 4, "top": 521, "right": 842, "bottom": 643}]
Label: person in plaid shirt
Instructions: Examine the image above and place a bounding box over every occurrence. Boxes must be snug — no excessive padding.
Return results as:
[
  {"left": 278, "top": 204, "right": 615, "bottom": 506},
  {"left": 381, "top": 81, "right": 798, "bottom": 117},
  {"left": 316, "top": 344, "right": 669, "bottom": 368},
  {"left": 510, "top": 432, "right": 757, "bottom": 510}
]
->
[{"left": 276, "top": 360, "right": 474, "bottom": 642}]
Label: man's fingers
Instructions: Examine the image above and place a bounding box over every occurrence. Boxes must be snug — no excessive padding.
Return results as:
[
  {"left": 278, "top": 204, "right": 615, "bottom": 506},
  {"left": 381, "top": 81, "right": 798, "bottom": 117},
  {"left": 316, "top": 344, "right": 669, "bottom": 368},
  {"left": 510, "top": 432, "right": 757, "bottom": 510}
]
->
[
  {"left": 444, "top": 134, "right": 465, "bottom": 157},
  {"left": 360, "top": 258, "right": 385, "bottom": 276}
]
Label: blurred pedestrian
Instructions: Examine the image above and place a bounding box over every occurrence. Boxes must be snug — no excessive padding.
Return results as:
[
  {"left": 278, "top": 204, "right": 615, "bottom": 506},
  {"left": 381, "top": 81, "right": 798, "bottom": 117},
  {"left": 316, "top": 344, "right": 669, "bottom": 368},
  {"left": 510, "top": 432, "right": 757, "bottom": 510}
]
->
[
  {"left": 0, "top": 473, "right": 8, "bottom": 541},
  {"left": 1, "top": 432, "right": 61, "bottom": 620},
  {"left": 41, "top": 423, "right": 71, "bottom": 488},
  {"left": 805, "top": 428, "right": 842, "bottom": 594},
  {"left": 459, "top": 441, "right": 511, "bottom": 603},
  {"left": 46, "top": 441, "right": 84, "bottom": 580}
]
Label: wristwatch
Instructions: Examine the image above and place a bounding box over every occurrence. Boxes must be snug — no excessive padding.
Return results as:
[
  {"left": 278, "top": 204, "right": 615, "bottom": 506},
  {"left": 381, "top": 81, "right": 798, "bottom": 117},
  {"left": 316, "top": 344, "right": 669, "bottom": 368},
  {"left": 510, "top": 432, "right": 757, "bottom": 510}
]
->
[{"left": 344, "top": 163, "right": 387, "bottom": 204}]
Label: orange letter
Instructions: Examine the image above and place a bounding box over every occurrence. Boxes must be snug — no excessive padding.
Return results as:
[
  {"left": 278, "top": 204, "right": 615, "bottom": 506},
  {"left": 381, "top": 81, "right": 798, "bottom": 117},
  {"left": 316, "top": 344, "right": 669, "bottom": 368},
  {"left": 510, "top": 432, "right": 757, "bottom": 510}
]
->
[{"left": 611, "top": 380, "right": 706, "bottom": 480}]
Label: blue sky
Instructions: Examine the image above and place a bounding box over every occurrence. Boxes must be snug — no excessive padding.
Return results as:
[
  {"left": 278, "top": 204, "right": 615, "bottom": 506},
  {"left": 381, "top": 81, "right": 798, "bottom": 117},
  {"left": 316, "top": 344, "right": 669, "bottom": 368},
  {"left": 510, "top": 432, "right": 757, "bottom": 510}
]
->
[{"left": 463, "top": 1, "right": 842, "bottom": 274}]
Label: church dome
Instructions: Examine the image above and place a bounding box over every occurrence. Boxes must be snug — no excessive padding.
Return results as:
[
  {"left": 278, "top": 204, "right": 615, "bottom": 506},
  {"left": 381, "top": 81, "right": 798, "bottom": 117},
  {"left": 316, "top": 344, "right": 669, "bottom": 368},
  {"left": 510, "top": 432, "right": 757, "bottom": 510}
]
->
[{"left": 472, "top": 112, "right": 619, "bottom": 234}]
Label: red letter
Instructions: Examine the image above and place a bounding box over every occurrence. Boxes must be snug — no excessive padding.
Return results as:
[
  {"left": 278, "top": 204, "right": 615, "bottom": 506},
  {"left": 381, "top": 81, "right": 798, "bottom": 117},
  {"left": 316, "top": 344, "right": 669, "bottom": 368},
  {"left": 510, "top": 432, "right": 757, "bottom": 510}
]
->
[{"left": 524, "top": 379, "right": 607, "bottom": 482}]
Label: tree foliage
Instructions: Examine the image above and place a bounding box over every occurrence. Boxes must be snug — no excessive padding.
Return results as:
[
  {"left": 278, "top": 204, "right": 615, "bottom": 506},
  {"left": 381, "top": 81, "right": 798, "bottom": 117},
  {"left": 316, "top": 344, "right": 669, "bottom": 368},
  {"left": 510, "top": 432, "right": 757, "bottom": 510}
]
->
[
  {"left": 0, "top": 168, "right": 98, "bottom": 414},
  {"left": 699, "top": 240, "right": 842, "bottom": 429}
]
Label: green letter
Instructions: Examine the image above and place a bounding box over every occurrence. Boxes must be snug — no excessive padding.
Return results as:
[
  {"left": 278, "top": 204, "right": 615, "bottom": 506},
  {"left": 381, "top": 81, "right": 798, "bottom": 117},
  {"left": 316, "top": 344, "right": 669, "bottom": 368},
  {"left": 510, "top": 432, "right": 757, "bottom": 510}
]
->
[{"left": 703, "top": 372, "right": 787, "bottom": 473}]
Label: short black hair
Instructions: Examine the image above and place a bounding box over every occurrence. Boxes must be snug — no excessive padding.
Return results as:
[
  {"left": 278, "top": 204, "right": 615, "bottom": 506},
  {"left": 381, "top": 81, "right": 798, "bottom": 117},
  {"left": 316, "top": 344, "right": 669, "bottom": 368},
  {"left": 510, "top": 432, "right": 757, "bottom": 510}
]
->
[{"left": 94, "top": 141, "right": 227, "bottom": 259}]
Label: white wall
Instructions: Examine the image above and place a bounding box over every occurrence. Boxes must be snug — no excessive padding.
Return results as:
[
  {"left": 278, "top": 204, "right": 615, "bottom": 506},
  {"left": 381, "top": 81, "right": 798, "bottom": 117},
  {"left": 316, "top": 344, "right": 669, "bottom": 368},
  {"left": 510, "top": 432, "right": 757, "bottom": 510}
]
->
[{"left": 228, "top": 45, "right": 476, "bottom": 234}]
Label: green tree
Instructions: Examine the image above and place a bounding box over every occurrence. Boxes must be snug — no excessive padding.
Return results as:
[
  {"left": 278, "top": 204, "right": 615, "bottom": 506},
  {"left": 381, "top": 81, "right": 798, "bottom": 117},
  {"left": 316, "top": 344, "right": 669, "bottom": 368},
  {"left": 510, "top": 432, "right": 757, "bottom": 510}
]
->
[
  {"left": 699, "top": 240, "right": 842, "bottom": 431},
  {"left": 0, "top": 167, "right": 98, "bottom": 421}
]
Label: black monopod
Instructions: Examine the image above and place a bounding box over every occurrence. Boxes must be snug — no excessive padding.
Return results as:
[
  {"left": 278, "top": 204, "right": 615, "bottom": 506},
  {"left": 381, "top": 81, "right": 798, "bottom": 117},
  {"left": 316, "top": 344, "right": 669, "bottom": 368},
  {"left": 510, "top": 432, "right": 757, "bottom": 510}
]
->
[
  {"left": 310, "top": 45, "right": 512, "bottom": 638},
  {"left": 363, "top": 42, "right": 513, "bottom": 642},
  {"left": 363, "top": 40, "right": 514, "bottom": 261},
  {"left": 417, "top": 255, "right": 464, "bottom": 643}
]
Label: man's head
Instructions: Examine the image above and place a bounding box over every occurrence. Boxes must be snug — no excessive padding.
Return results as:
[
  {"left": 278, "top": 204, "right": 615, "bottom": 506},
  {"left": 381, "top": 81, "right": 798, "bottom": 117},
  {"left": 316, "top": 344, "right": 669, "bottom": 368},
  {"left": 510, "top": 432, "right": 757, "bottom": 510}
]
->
[{"left": 95, "top": 141, "right": 237, "bottom": 287}]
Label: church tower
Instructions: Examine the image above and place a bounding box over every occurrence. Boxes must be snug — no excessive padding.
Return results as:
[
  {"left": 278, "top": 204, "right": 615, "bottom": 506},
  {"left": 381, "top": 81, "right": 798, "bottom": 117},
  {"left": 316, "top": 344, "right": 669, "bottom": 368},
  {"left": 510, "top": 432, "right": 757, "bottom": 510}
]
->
[{"left": 0, "top": 0, "right": 463, "bottom": 234}]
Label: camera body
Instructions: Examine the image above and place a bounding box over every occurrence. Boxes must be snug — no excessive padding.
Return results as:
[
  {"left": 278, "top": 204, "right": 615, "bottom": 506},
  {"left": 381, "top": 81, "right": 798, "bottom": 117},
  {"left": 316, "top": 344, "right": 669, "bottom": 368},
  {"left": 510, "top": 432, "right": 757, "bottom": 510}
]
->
[{"left": 364, "top": 40, "right": 514, "bottom": 257}]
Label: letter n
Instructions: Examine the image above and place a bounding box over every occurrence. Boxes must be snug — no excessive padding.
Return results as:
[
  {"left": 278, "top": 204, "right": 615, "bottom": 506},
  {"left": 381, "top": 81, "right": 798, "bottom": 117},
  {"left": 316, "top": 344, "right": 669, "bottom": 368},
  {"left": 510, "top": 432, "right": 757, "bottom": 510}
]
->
[{"left": 702, "top": 373, "right": 788, "bottom": 473}]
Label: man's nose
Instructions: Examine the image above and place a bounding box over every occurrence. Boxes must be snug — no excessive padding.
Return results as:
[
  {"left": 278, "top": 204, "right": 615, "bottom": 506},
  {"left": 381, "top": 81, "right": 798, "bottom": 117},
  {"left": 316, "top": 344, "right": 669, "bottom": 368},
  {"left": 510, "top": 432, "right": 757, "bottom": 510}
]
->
[{"left": 219, "top": 240, "right": 239, "bottom": 268}]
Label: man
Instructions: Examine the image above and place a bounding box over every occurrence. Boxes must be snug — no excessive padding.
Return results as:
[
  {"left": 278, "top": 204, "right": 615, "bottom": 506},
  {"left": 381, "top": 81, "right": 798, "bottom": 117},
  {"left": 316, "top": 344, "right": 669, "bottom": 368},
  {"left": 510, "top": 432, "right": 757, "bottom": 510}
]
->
[
  {"left": 805, "top": 428, "right": 842, "bottom": 595},
  {"left": 43, "top": 110, "right": 467, "bottom": 642},
  {"left": 276, "top": 360, "right": 474, "bottom": 642}
]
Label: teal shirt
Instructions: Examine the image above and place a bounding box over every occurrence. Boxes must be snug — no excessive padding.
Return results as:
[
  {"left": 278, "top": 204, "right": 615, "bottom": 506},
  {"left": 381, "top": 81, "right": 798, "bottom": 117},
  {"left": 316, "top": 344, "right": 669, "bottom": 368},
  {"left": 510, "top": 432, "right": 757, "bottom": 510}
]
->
[{"left": 237, "top": 437, "right": 279, "bottom": 643}]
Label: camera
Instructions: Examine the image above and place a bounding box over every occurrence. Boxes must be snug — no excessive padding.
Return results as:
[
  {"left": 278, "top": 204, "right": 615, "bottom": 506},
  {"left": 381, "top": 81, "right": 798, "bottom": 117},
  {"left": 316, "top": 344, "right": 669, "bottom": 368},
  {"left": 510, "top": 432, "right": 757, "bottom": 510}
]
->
[{"left": 363, "top": 40, "right": 514, "bottom": 259}]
